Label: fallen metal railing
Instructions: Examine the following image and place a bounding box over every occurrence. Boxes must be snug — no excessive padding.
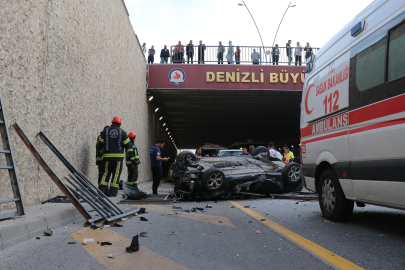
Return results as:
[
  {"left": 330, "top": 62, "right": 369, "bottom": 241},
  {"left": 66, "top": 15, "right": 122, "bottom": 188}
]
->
[{"left": 13, "top": 122, "right": 138, "bottom": 225}]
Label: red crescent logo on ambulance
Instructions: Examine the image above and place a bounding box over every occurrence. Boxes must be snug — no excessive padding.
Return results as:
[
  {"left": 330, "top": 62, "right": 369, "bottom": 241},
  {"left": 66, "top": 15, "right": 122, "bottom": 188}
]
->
[{"left": 305, "top": 84, "right": 315, "bottom": 115}]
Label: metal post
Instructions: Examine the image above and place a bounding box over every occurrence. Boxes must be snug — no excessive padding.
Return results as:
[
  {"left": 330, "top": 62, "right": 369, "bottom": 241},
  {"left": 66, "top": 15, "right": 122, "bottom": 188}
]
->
[{"left": 272, "top": 2, "right": 296, "bottom": 47}]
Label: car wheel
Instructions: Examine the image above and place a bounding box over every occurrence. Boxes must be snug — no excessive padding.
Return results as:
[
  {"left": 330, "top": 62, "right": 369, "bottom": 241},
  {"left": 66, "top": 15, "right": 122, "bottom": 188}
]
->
[
  {"left": 202, "top": 168, "right": 226, "bottom": 192},
  {"left": 318, "top": 169, "right": 354, "bottom": 221},
  {"left": 281, "top": 162, "right": 301, "bottom": 189},
  {"left": 252, "top": 146, "right": 270, "bottom": 159},
  {"left": 176, "top": 151, "right": 197, "bottom": 169}
]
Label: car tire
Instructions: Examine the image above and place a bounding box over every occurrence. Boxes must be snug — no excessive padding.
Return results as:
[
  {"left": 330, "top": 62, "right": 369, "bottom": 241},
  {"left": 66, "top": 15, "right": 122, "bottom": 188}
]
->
[
  {"left": 252, "top": 146, "right": 270, "bottom": 159},
  {"left": 318, "top": 169, "right": 354, "bottom": 221},
  {"left": 281, "top": 162, "right": 301, "bottom": 189},
  {"left": 201, "top": 168, "right": 226, "bottom": 192},
  {"left": 176, "top": 151, "right": 197, "bottom": 169}
]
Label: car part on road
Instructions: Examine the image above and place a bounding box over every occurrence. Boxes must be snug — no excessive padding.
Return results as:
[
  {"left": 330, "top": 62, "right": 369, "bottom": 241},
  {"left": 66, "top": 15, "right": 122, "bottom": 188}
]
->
[
  {"left": 13, "top": 123, "right": 139, "bottom": 226},
  {"left": 126, "top": 235, "right": 140, "bottom": 253},
  {"left": 42, "top": 196, "right": 71, "bottom": 204},
  {"left": 100, "top": 242, "right": 112, "bottom": 246},
  {"left": 171, "top": 150, "right": 302, "bottom": 200},
  {"left": 139, "top": 232, "right": 147, "bottom": 237},
  {"left": 44, "top": 228, "right": 53, "bottom": 236},
  {"left": 121, "top": 194, "right": 172, "bottom": 204},
  {"left": 318, "top": 169, "right": 354, "bottom": 221},
  {"left": 121, "top": 182, "right": 151, "bottom": 200}
]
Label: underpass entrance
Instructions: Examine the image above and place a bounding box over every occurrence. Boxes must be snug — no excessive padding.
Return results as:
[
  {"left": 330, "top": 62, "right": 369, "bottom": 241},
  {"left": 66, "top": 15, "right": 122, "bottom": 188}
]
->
[{"left": 147, "top": 64, "right": 305, "bottom": 151}]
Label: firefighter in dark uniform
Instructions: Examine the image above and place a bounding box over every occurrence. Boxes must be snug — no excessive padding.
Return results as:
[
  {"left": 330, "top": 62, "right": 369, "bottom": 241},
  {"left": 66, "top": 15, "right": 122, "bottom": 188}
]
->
[
  {"left": 96, "top": 126, "right": 109, "bottom": 184},
  {"left": 126, "top": 132, "right": 140, "bottom": 188},
  {"left": 97, "top": 116, "right": 134, "bottom": 197}
]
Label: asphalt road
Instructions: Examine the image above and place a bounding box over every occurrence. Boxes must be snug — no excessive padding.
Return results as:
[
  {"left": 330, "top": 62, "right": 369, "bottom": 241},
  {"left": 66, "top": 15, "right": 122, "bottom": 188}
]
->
[{"left": 1, "top": 198, "right": 405, "bottom": 270}]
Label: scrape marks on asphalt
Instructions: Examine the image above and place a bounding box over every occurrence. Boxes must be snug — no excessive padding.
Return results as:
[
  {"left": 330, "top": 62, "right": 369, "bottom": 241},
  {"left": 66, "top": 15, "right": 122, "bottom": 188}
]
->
[
  {"left": 132, "top": 204, "right": 235, "bottom": 228},
  {"left": 72, "top": 227, "right": 187, "bottom": 270}
]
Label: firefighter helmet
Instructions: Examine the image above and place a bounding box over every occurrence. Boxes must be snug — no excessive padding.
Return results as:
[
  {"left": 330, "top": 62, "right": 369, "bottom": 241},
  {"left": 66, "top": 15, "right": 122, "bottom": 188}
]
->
[
  {"left": 128, "top": 132, "right": 136, "bottom": 139},
  {"left": 112, "top": 116, "right": 121, "bottom": 125}
]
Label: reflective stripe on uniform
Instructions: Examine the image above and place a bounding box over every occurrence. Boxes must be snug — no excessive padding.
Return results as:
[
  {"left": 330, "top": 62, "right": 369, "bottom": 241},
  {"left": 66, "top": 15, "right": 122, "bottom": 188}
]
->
[
  {"left": 135, "top": 155, "right": 139, "bottom": 159},
  {"left": 127, "top": 148, "right": 134, "bottom": 152},
  {"left": 126, "top": 161, "right": 132, "bottom": 164},
  {"left": 98, "top": 137, "right": 104, "bottom": 143},
  {"left": 103, "top": 153, "right": 125, "bottom": 158},
  {"left": 96, "top": 157, "right": 103, "bottom": 161},
  {"left": 110, "top": 161, "right": 121, "bottom": 188},
  {"left": 99, "top": 161, "right": 109, "bottom": 186},
  {"left": 130, "top": 157, "right": 135, "bottom": 160},
  {"left": 123, "top": 138, "right": 130, "bottom": 145}
]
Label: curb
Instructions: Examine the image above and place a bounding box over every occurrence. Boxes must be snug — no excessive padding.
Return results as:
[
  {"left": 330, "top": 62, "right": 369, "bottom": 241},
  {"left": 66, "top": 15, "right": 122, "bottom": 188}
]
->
[
  {"left": 0, "top": 208, "right": 86, "bottom": 251},
  {"left": 0, "top": 194, "right": 124, "bottom": 251}
]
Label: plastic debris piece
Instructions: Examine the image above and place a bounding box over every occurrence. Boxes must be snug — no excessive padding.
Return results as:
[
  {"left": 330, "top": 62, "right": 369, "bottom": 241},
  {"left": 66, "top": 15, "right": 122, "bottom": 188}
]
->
[
  {"left": 101, "top": 242, "right": 112, "bottom": 246},
  {"left": 140, "top": 217, "right": 148, "bottom": 221},
  {"left": 108, "top": 254, "right": 114, "bottom": 258},
  {"left": 139, "top": 232, "right": 147, "bottom": 237},
  {"left": 36, "top": 237, "right": 40, "bottom": 240},
  {"left": 139, "top": 208, "right": 146, "bottom": 214},
  {"left": 91, "top": 224, "right": 99, "bottom": 230},
  {"left": 83, "top": 238, "right": 94, "bottom": 245},
  {"left": 122, "top": 218, "right": 127, "bottom": 221},
  {"left": 256, "top": 230, "right": 261, "bottom": 234},
  {"left": 68, "top": 241, "right": 76, "bottom": 244},
  {"left": 111, "top": 222, "right": 123, "bottom": 227},
  {"left": 206, "top": 204, "right": 212, "bottom": 208},
  {"left": 126, "top": 235, "right": 140, "bottom": 253},
  {"left": 104, "top": 225, "right": 110, "bottom": 228},
  {"left": 172, "top": 206, "right": 182, "bottom": 209},
  {"left": 260, "top": 219, "right": 266, "bottom": 221},
  {"left": 44, "top": 228, "right": 53, "bottom": 236},
  {"left": 244, "top": 205, "right": 250, "bottom": 208}
]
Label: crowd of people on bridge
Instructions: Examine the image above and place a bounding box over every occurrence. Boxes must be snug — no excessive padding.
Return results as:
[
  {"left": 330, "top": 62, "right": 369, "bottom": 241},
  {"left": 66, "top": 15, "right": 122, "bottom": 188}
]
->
[{"left": 141, "top": 40, "right": 314, "bottom": 66}]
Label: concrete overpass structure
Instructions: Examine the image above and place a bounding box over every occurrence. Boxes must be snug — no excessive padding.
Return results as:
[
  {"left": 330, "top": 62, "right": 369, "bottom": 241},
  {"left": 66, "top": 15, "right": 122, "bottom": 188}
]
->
[{"left": 147, "top": 64, "right": 306, "bottom": 150}]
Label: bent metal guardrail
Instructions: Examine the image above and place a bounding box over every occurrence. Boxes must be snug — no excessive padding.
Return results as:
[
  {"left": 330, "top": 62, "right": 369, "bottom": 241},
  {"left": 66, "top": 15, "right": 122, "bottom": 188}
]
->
[{"left": 163, "top": 45, "right": 319, "bottom": 65}]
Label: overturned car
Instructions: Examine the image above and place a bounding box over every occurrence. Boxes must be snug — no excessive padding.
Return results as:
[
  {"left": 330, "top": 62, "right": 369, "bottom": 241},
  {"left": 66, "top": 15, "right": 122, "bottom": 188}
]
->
[{"left": 171, "top": 147, "right": 302, "bottom": 200}]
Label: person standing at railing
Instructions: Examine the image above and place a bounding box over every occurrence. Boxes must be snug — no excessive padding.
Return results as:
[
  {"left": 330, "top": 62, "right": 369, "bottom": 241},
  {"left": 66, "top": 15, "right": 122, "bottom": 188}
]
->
[
  {"left": 271, "top": 44, "right": 280, "bottom": 65},
  {"left": 141, "top": 43, "right": 147, "bottom": 60},
  {"left": 227, "top": 41, "right": 234, "bottom": 64},
  {"left": 186, "top": 40, "right": 194, "bottom": 64},
  {"left": 198, "top": 40, "right": 206, "bottom": 64},
  {"left": 235, "top": 46, "right": 241, "bottom": 64},
  {"left": 251, "top": 49, "right": 260, "bottom": 65},
  {"left": 160, "top": 45, "right": 170, "bottom": 64},
  {"left": 286, "top": 40, "right": 292, "bottom": 65},
  {"left": 304, "top": 42, "right": 313, "bottom": 62},
  {"left": 173, "top": 41, "right": 184, "bottom": 64},
  {"left": 294, "top": 42, "right": 303, "bottom": 66},
  {"left": 148, "top": 45, "right": 155, "bottom": 64},
  {"left": 217, "top": 41, "right": 225, "bottom": 64}
]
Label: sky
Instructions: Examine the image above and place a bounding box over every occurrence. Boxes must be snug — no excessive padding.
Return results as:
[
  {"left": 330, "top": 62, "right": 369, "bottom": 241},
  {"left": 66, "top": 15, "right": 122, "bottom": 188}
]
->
[{"left": 123, "top": 0, "right": 375, "bottom": 51}]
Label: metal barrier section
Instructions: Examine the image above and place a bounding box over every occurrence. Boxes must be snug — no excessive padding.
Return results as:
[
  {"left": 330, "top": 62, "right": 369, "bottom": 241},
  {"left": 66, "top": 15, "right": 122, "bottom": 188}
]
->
[
  {"left": 168, "top": 45, "right": 319, "bottom": 65},
  {"left": 13, "top": 122, "right": 139, "bottom": 225}
]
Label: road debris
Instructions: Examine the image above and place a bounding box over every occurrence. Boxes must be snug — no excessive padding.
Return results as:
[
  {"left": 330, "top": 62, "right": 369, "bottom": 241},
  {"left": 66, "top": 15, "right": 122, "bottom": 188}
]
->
[
  {"left": 244, "top": 205, "right": 251, "bottom": 208},
  {"left": 90, "top": 224, "right": 99, "bottom": 230},
  {"left": 260, "top": 219, "right": 266, "bottom": 221},
  {"left": 139, "top": 232, "right": 148, "bottom": 237},
  {"left": 82, "top": 238, "right": 94, "bottom": 245},
  {"left": 255, "top": 230, "right": 261, "bottom": 234},
  {"left": 206, "top": 204, "right": 212, "bottom": 208},
  {"left": 126, "top": 235, "right": 140, "bottom": 253},
  {"left": 101, "top": 242, "right": 112, "bottom": 246},
  {"left": 140, "top": 217, "right": 148, "bottom": 221},
  {"left": 67, "top": 241, "right": 77, "bottom": 244},
  {"left": 36, "top": 237, "right": 40, "bottom": 240},
  {"left": 44, "top": 228, "right": 53, "bottom": 236},
  {"left": 111, "top": 222, "right": 123, "bottom": 227},
  {"left": 108, "top": 254, "right": 114, "bottom": 259},
  {"left": 172, "top": 206, "right": 182, "bottom": 209},
  {"left": 104, "top": 225, "right": 110, "bottom": 228}
]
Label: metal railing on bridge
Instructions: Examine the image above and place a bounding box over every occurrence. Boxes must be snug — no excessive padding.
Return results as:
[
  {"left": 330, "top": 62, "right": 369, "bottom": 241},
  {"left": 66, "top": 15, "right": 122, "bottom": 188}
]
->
[{"left": 164, "top": 45, "right": 319, "bottom": 65}]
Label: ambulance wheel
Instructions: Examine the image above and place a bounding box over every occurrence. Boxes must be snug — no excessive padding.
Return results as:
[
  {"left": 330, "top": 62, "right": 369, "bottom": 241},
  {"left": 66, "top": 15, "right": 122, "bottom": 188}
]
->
[{"left": 318, "top": 169, "right": 353, "bottom": 221}]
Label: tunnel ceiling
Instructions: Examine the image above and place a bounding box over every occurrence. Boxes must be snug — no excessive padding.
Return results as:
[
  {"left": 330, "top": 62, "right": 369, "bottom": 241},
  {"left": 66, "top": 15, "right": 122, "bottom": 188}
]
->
[{"left": 148, "top": 89, "right": 302, "bottom": 149}]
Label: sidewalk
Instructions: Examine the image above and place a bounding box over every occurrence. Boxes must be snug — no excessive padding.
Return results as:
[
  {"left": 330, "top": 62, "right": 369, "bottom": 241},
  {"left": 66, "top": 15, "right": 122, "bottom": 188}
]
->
[{"left": 0, "top": 180, "right": 174, "bottom": 251}]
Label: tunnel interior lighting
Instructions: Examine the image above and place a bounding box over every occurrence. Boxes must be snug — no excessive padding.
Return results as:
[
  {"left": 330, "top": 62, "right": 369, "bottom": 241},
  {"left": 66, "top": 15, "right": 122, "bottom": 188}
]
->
[
  {"left": 159, "top": 117, "right": 163, "bottom": 120},
  {"left": 165, "top": 128, "right": 168, "bottom": 131},
  {"left": 148, "top": 96, "right": 153, "bottom": 101},
  {"left": 163, "top": 123, "right": 166, "bottom": 126},
  {"left": 155, "top": 108, "right": 159, "bottom": 112},
  {"left": 168, "top": 132, "right": 170, "bottom": 135}
]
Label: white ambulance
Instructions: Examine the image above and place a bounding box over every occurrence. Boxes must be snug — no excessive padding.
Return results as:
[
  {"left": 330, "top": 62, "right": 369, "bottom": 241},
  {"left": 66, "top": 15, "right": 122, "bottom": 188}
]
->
[{"left": 300, "top": 0, "right": 405, "bottom": 221}]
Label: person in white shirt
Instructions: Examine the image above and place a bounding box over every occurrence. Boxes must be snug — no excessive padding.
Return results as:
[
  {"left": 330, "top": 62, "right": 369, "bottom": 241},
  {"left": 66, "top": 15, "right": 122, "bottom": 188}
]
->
[
  {"left": 294, "top": 41, "right": 303, "bottom": 66},
  {"left": 268, "top": 142, "right": 282, "bottom": 160},
  {"left": 271, "top": 44, "right": 280, "bottom": 65},
  {"left": 141, "top": 42, "right": 147, "bottom": 60}
]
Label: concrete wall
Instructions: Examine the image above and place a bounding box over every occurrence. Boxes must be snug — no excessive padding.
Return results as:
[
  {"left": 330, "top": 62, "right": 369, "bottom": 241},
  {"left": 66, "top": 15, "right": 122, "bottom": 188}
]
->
[{"left": 0, "top": 0, "right": 158, "bottom": 209}]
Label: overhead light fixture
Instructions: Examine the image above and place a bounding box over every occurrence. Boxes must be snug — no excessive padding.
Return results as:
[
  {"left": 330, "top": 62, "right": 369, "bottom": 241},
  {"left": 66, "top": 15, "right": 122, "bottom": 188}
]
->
[
  {"left": 168, "top": 132, "right": 170, "bottom": 134},
  {"left": 148, "top": 96, "right": 153, "bottom": 101},
  {"left": 165, "top": 128, "right": 168, "bottom": 131},
  {"left": 163, "top": 123, "right": 166, "bottom": 126},
  {"left": 155, "top": 108, "right": 159, "bottom": 112},
  {"left": 159, "top": 117, "right": 163, "bottom": 120}
]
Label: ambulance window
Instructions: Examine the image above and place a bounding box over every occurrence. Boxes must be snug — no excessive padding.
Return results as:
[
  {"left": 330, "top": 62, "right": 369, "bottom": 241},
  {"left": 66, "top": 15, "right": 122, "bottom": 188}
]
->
[
  {"left": 387, "top": 21, "right": 405, "bottom": 81},
  {"left": 355, "top": 37, "right": 386, "bottom": 91}
]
